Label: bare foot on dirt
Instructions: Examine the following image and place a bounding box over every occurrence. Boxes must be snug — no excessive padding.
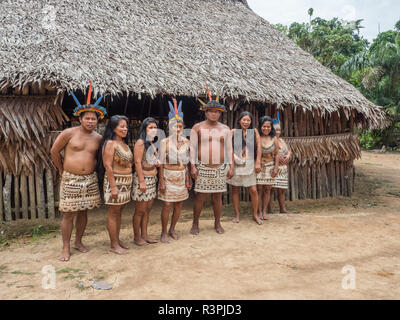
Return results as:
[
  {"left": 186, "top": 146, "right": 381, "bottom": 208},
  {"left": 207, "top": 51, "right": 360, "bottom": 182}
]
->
[
  {"left": 110, "top": 246, "right": 128, "bottom": 255},
  {"left": 215, "top": 223, "right": 225, "bottom": 234},
  {"left": 168, "top": 230, "right": 180, "bottom": 240},
  {"left": 253, "top": 216, "right": 263, "bottom": 225},
  {"left": 59, "top": 248, "right": 70, "bottom": 262},
  {"left": 190, "top": 223, "right": 199, "bottom": 235},
  {"left": 119, "top": 241, "right": 130, "bottom": 249},
  {"left": 73, "top": 242, "right": 88, "bottom": 253},
  {"left": 144, "top": 237, "right": 158, "bottom": 244},
  {"left": 160, "top": 233, "right": 170, "bottom": 243},
  {"left": 262, "top": 213, "right": 269, "bottom": 220},
  {"left": 134, "top": 238, "right": 149, "bottom": 246},
  {"left": 232, "top": 217, "right": 240, "bottom": 223}
]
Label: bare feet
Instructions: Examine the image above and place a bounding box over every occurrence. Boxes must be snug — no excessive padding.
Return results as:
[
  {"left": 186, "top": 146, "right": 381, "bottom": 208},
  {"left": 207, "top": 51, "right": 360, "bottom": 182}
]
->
[
  {"left": 253, "top": 216, "right": 263, "bottom": 225},
  {"left": 110, "top": 246, "right": 128, "bottom": 255},
  {"left": 119, "top": 241, "right": 130, "bottom": 249},
  {"left": 134, "top": 238, "right": 149, "bottom": 246},
  {"left": 232, "top": 217, "right": 240, "bottom": 223},
  {"left": 59, "top": 247, "right": 70, "bottom": 262},
  {"left": 262, "top": 213, "right": 269, "bottom": 220},
  {"left": 215, "top": 223, "right": 225, "bottom": 234},
  {"left": 168, "top": 230, "right": 180, "bottom": 240},
  {"left": 160, "top": 233, "right": 170, "bottom": 243},
  {"left": 190, "top": 223, "right": 199, "bottom": 235},
  {"left": 73, "top": 242, "right": 88, "bottom": 253},
  {"left": 144, "top": 237, "right": 158, "bottom": 244}
]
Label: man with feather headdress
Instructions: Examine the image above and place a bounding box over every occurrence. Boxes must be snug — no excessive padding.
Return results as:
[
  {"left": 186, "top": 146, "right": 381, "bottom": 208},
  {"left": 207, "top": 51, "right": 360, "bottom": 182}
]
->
[
  {"left": 189, "top": 85, "right": 234, "bottom": 235},
  {"left": 51, "top": 81, "right": 106, "bottom": 261}
]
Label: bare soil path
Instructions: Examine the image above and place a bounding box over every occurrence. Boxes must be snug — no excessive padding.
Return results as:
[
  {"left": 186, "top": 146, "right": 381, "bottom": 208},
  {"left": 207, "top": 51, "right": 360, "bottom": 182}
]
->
[{"left": 0, "top": 151, "right": 399, "bottom": 299}]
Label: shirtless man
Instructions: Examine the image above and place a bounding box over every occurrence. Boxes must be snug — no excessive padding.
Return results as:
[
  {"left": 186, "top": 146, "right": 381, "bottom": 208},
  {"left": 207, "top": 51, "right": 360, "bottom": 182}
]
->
[
  {"left": 51, "top": 86, "right": 105, "bottom": 261},
  {"left": 190, "top": 99, "right": 234, "bottom": 235}
]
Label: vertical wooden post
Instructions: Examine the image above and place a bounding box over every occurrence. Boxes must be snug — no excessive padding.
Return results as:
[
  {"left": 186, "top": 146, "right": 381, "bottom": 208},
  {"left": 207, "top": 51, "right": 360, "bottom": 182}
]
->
[
  {"left": 29, "top": 174, "right": 36, "bottom": 219},
  {"left": 0, "top": 173, "right": 3, "bottom": 220},
  {"left": 336, "top": 161, "right": 341, "bottom": 196},
  {"left": 312, "top": 163, "right": 317, "bottom": 199},
  {"left": 349, "top": 110, "right": 355, "bottom": 134},
  {"left": 288, "top": 106, "right": 294, "bottom": 137},
  {"left": 3, "top": 174, "right": 12, "bottom": 221},
  {"left": 20, "top": 174, "right": 29, "bottom": 220},
  {"left": 293, "top": 109, "right": 299, "bottom": 137},
  {"left": 46, "top": 169, "right": 55, "bottom": 219},
  {"left": 291, "top": 164, "right": 299, "bottom": 200},
  {"left": 316, "top": 164, "right": 322, "bottom": 199},
  {"left": 341, "top": 162, "right": 347, "bottom": 197},
  {"left": 283, "top": 107, "right": 289, "bottom": 137},
  {"left": 14, "top": 175, "right": 20, "bottom": 219},
  {"left": 36, "top": 165, "right": 46, "bottom": 219},
  {"left": 330, "top": 162, "right": 336, "bottom": 197}
]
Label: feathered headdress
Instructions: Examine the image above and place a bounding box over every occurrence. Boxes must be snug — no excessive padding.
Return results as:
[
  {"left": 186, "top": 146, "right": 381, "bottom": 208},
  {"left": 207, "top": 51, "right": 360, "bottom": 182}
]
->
[
  {"left": 197, "top": 83, "right": 226, "bottom": 112},
  {"left": 71, "top": 81, "right": 107, "bottom": 119},
  {"left": 272, "top": 111, "right": 281, "bottom": 128},
  {"left": 168, "top": 98, "right": 184, "bottom": 123}
]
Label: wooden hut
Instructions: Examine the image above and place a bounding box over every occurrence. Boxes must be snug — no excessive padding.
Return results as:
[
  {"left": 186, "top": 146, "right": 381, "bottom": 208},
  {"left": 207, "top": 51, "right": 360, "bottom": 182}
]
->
[{"left": 0, "top": 0, "right": 386, "bottom": 221}]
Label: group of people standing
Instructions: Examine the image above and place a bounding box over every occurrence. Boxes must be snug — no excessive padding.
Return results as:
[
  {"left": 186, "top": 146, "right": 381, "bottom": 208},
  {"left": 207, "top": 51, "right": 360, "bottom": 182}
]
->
[{"left": 51, "top": 83, "right": 291, "bottom": 261}]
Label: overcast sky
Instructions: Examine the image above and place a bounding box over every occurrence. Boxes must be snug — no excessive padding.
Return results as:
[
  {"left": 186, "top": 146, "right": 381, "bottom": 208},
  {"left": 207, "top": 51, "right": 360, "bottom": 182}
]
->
[{"left": 247, "top": 0, "right": 400, "bottom": 42}]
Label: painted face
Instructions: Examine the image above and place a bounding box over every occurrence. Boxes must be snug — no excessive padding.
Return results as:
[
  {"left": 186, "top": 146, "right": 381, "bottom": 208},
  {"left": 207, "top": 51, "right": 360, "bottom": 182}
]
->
[
  {"left": 79, "top": 111, "right": 98, "bottom": 131},
  {"left": 205, "top": 109, "right": 221, "bottom": 122},
  {"left": 170, "top": 121, "right": 184, "bottom": 136},
  {"left": 240, "top": 115, "right": 251, "bottom": 130},
  {"left": 146, "top": 122, "right": 158, "bottom": 139},
  {"left": 275, "top": 126, "right": 281, "bottom": 138},
  {"left": 114, "top": 119, "right": 128, "bottom": 139},
  {"left": 261, "top": 121, "right": 272, "bottom": 136}
]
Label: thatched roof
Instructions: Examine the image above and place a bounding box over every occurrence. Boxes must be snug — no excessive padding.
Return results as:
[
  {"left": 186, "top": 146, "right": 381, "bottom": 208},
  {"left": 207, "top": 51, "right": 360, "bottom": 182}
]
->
[
  {"left": 0, "top": 0, "right": 385, "bottom": 128},
  {"left": 0, "top": 96, "right": 68, "bottom": 175}
]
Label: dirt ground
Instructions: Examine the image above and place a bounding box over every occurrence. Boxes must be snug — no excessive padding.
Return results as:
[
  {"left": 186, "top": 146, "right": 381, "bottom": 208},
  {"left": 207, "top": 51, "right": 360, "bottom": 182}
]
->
[{"left": 0, "top": 151, "right": 399, "bottom": 300}]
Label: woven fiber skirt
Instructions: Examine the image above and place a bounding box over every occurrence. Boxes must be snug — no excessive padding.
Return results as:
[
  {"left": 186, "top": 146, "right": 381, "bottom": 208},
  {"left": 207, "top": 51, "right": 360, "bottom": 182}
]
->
[
  {"left": 274, "top": 165, "right": 288, "bottom": 189},
  {"left": 256, "top": 161, "right": 275, "bottom": 186},
  {"left": 103, "top": 173, "right": 133, "bottom": 205},
  {"left": 158, "top": 168, "right": 189, "bottom": 203},
  {"left": 194, "top": 162, "right": 227, "bottom": 194},
  {"left": 131, "top": 172, "right": 157, "bottom": 202},
  {"left": 227, "top": 172, "right": 257, "bottom": 187},
  {"left": 59, "top": 171, "right": 101, "bottom": 212}
]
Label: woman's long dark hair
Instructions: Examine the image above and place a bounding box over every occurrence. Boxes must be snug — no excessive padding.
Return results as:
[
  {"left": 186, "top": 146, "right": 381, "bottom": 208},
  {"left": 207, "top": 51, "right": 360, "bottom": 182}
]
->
[
  {"left": 233, "top": 111, "right": 257, "bottom": 158},
  {"left": 139, "top": 117, "right": 158, "bottom": 149},
  {"left": 258, "top": 116, "right": 276, "bottom": 137},
  {"left": 97, "top": 115, "right": 129, "bottom": 197}
]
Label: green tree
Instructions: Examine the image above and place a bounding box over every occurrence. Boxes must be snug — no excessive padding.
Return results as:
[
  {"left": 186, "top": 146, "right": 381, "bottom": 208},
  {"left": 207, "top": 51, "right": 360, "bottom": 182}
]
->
[{"left": 275, "top": 14, "right": 400, "bottom": 150}]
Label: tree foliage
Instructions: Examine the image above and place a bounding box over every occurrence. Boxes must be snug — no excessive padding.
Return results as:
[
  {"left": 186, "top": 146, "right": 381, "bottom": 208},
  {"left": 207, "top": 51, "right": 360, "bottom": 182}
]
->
[{"left": 276, "top": 13, "right": 400, "bottom": 150}]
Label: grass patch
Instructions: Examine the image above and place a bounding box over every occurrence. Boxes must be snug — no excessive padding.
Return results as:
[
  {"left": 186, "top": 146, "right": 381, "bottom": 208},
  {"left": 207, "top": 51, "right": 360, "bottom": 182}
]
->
[
  {"left": 75, "top": 282, "right": 91, "bottom": 291},
  {"left": 56, "top": 268, "right": 81, "bottom": 274},
  {"left": 0, "top": 221, "right": 59, "bottom": 247},
  {"left": 64, "top": 274, "right": 85, "bottom": 280},
  {"left": 11, "top": 270, "right": 35, "bottom": 276}
]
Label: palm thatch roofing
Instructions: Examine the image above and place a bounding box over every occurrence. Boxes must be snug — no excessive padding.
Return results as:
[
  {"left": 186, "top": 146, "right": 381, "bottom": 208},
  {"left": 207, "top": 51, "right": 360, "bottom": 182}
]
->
[
  {"left": 0, "top": 96, "right": 68, "bottom": 175},
  {"left": 0, "top": 0, "right": 385, "bottom": 128}
]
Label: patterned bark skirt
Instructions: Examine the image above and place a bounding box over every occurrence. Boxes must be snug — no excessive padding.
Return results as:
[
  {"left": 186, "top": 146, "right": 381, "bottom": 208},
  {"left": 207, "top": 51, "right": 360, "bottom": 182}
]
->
[
  {"left": 274, "top": 165, "right": 289, "bottom": 189},
  {"left": 103, "top": 173, "right": 133, "bottom": 205},
  {"left": 131, "top": 172, "right": 157, "bottom": 202},
  {"left": 59, "top": 171, "right": 101, "bottom": 212},
  {"left": 256, "top": 161, "right": 275, "bottom": 186},
  {"left": 158, "top": 168, "right": 189, "bottom": 203},
  {"left": 194, "top": 162, "right": 227, "bottom": 194},
  {"left": 227, "top": 172, "right": 257, "bottom": 187}
]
